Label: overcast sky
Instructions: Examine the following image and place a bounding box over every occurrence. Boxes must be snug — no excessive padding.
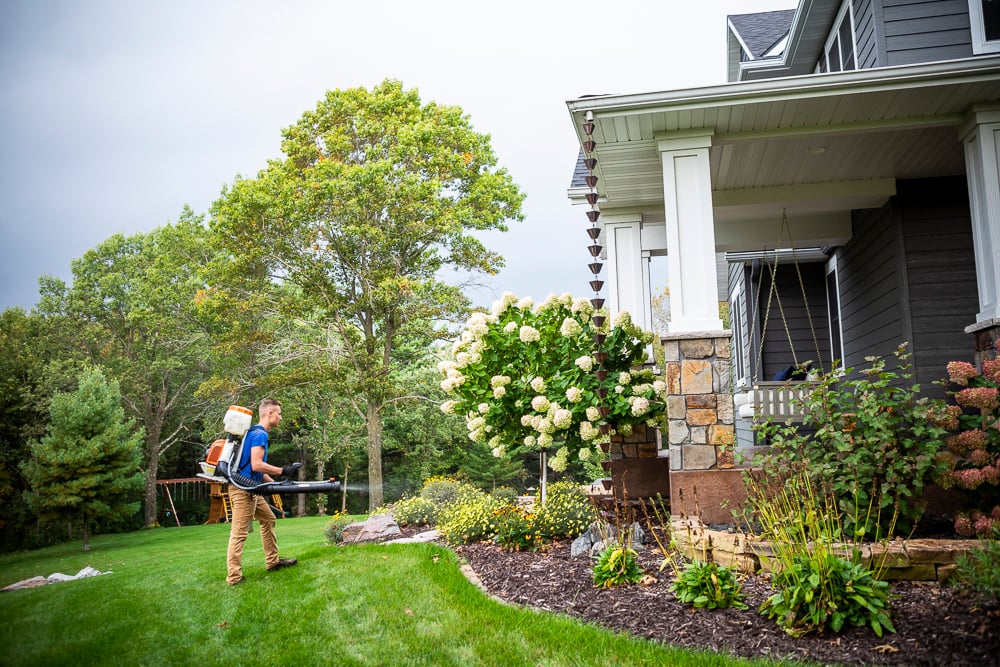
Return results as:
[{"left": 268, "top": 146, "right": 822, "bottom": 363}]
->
[{"left": 0, "top": 0, "right": 792, "bottom": 312}]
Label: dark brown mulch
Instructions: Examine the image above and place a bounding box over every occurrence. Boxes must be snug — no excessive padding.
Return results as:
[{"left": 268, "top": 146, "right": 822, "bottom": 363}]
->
[{"left": 443, "top": 535, "right": 1000, "bottom": 667}]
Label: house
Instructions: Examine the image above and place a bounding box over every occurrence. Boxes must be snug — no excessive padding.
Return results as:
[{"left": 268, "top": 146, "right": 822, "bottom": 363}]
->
[{"left": 566, "top": 0, "right": 1000, "bottom": 521}]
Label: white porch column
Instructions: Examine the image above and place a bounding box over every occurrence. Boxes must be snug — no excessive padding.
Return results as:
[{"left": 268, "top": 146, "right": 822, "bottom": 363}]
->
[
  {"left": 961, "top": 105, "right": 1000, "bottom": 324},
  {"left": 658, "top": 132, "right": 723, "bottom": 332},
  {"left": 604, "top": 215, "right": 652, "bottom": 332}
]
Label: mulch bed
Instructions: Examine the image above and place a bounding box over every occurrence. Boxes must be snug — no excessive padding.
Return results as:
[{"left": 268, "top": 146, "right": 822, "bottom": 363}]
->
[{"left": 438, "top": 533, "right": 1000, "bottom": 666}]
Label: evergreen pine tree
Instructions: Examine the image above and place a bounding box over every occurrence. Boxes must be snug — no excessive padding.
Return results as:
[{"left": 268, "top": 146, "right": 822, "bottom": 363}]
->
[{"left": 22, "top": 368, "right": 145, "bottom": 550}]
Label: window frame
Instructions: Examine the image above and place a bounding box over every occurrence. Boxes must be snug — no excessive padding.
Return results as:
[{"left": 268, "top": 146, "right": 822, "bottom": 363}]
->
[
  {"left": 969, "top": 0, "right": 1000, "bottom": 54},
  {"left": 825, "top": 254, "right": 845, "bottom": 371},
  {"left": 817, "top": 0, "right": 857, "bottom": 73}
]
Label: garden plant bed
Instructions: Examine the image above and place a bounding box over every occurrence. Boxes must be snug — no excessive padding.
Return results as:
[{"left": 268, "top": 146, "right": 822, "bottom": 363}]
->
[{"left": 451, "top": 535, "right": 1000, "bottom": 667}]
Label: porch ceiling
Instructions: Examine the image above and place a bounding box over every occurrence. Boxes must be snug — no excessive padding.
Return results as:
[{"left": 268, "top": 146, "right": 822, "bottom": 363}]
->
[{"left": 568, "top": 57, "right": 1000, "bottom": 221}]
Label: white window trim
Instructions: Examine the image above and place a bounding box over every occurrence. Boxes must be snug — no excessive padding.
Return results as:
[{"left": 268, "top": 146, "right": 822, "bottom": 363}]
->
[
  {"left": 730, "top": 284, "right": 750, "bottom": 389},
  {"left": 825, "top": 254, "right": 845, "bottom": 371},
  {"left": 969, "top": 0, "right": 1000, "bottom": 54},
  {"left": 820, "top": 0, "right": 858, "bottom": 72}
]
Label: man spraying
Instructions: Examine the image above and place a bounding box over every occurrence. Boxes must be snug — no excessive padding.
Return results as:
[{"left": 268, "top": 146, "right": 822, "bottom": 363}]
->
[{"left": 226, "top": 398, "right": 300, "bottom": 586}]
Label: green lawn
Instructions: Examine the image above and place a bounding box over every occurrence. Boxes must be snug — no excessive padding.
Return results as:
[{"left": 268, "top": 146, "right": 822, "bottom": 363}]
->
[{"left": 0, "top": 517, "right": 798, "bottom": 666}]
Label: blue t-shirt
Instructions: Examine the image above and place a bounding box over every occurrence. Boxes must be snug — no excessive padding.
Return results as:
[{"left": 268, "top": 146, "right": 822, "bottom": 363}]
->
[{"left": 237, "top": 424, "right": 269, "bottom": 482}]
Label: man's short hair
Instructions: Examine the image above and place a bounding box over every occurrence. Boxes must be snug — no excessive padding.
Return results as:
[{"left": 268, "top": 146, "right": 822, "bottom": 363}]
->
[{"left": 259, "top": 398, "right": 282, "bottom": 416}]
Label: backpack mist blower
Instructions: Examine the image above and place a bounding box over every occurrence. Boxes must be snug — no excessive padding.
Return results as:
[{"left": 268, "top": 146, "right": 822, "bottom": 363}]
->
[{"left": 199, "top": 406, "right": 341, "bottom": 496}]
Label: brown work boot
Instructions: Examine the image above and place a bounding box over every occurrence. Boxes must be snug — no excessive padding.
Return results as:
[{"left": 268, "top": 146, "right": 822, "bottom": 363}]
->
[{"left": 267, "top": 558, "right": 297, "bottom": 572}]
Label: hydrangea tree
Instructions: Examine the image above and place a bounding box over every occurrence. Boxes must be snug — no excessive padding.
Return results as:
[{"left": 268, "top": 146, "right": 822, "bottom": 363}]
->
[{"left": 438, "top": 292, "right": 665, "bottom": 487}]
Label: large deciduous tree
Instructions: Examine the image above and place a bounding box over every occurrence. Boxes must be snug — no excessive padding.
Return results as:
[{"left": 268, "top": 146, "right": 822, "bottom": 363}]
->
[
  {"left": 38, "top": 208, "right": 216, "bottom": 526},
  {"left": 210, "top": 80, "right": 524, "bottom": 509},
  {"left": 22, "top": 368, "right": 144, "bottom": 551}
]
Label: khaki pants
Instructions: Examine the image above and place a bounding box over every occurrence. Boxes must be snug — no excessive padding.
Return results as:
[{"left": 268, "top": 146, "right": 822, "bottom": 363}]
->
[{"left": 226, "top": 488, "right": 279, "bottom": 584}]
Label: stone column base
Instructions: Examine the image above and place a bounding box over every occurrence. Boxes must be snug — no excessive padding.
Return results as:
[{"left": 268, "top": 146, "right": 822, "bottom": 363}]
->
[{"left": 669, "top": 468, "right": 747, "bottom": 525}]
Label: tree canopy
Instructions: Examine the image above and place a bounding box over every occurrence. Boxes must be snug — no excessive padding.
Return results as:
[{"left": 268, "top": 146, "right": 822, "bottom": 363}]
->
[{"left": 210, "top": 79, "right": 524, "bottom": 509}]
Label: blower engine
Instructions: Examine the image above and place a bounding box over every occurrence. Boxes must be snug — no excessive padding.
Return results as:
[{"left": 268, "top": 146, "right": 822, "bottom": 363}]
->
[{"left": 200, "top": 405, "right": 341, "bottom": 496}]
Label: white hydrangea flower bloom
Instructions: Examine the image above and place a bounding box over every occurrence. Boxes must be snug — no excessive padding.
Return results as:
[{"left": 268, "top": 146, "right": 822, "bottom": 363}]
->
[
  {"left": 553, "top": 409, "right": 572, "bottom": 429},
  {"left": 630, "top": 397, "right": 650, "bottom": 416},
  {"left": 530, "top": 376, "right": 546, "bottom": 392},
  {"left": 560, "top": 317, "right": 582, "bottom": 338},
  {"left": 440, "top": 400, "right": 457, "bottom": 414},
  {"left": 469, "top": 429, "right": 486, "bottom": 443},
  {"left": 492, "top": 291, "right": 519, "bottom": 316},
  {"left": 531, "top": 395, "right": 550, "bottom": 412},
  {"left": 524, "top": 435, "right": 536, "bottom": 447},
  {"left": 520, "top": 414, "right": 534, "bottom": 427},
  {"left": 580, "top": 421, "right": 598, "bottom": 441},
  {"left": 575, "top": 355, "right": 594, "bottom": 372},
  {"left": 490, "top": 375, "right": 511, "bottom": 388},
  {"left": 586, "top": 406, "right": 601, "bottom": 422},
  {"left": 467, "top": 416, "right": 485, "bottom": 431},
  {"left": 516, "top": 296, "right": 534, "bottom": 310},
  {"left": 437, "top": 359, "right": 457, "bottom": 374},
  {"left": 578, "top": 447, "right": 591, "bottom": 461},
  {"left": 565, "top": 386, "right": 582, "bottom": 403},
  {"left": 614, "top": 385, "right": 625, "bottom": 394},
  {"left": 493, "top": 386, "right": 506, "bottom": 399},
  {"left": 619, "top": 372, "right": 631, "bottom": 385},
  {"left": 519, "top": 325, "right": 540, "bottom": 343},
  {"left": 547, "top": 446, "right": 567, "bottom": 471},
  {"left": 571, "top": 297, "right": 594, "bottom": 315},
  {"left": 538, "top": 432, "right": 554, "bottom": 448},
  {"left": 536, "top": 418, "right": 554, "bottom": 434},
  {"left": 653, "top": 380, "right": 667, "bottom": 393},
  {"left": 503, "top": 321, "right": 517, "bottom": 333},
  {"left": 477, "top": 403, "right": 489, "bottom": 414},
  {"left": 612, "top": 310, "right": 633, "bottom": 328}
]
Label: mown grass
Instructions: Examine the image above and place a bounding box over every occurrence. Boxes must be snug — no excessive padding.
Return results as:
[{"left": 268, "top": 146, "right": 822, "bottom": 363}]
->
[{"left": 0, "top": 517, "right": 801, "bottom": 666}]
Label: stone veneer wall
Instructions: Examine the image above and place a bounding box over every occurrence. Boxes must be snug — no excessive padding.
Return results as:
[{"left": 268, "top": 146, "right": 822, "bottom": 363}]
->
[
  {"left": 967, "top": 319, "right": 1000, "bottom": 369},
  {"left": 662, "top": 331, "right": 744, "bottom": 523},
  {"left": 662, "top": 332, "right": 735, "bottom": 470}
]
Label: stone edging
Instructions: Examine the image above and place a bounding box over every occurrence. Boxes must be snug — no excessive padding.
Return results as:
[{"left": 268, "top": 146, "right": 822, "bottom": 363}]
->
[{"left": 670, "top": 518, "right": 981, "bottom": 582}]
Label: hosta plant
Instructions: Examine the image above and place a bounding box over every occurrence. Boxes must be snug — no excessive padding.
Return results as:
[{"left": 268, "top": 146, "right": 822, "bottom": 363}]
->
[
  {"left": 669, "top": 561, "right": 747, "bottom": 610},
  {"left": 592, "top": 543, "right": 643, "bottom": 588},
  {"left": 761, "top": 552, "right": 894, "bottom": 638}
]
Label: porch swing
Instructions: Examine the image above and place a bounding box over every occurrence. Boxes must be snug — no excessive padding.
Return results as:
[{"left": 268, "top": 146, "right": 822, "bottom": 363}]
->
[{"left": 746, "top": 211, "right": 825, "bottom": 423}]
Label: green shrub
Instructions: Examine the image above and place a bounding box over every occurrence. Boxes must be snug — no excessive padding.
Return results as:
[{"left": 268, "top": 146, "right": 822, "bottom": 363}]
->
[
  {"left": 669, "top": 561, "right": 747, "bottom": 610},
  {"left": 392, "top": 496, "right": 437, "bottom": 527},
  {"left": 762, "top": 552, "right": 894, "bottom": 638},
  {"left": 536, "top": 481, "right": 593, "bottom": 540},
  {"left": 751, "top": 343, "right": 949, "bottom": 538},
  {"left": 491, "top": 486, "right": 519, "bottom": 503},
  {"left": 952, "top": 537, "right": 1000, "bottom": 605},
  {"left": 592, "top": 543, "right": 642, "bottom": 588},
  {"left": 323, "top": 513, "right": 354, "bottom": 544},
  {"left": 420, "top": 476, "right": 476, "bottom": 506},
  {"left": 492, "top": 505, "right": 543, "bottom": 551},
  {"left": 437, "top": 490, "right": 510, "bottom": 545}
]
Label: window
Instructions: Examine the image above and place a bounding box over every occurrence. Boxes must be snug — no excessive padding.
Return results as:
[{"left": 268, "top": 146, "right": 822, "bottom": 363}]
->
[
  {"left": 817, "top": 0, "right": 857, "bottom": 72},
  {"left": 970, "top": 0, "right": 1000, "bottom": 54},
  {"left": 825, "top": 255, "right": 844, "bottom": 370}
]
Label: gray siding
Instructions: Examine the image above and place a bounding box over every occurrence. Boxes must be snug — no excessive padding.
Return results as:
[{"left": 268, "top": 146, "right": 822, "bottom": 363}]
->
[
  {"left": 729, "top": 263, "right": 755, "bottom": 448},
  {"left": 838, "top": 201, "right": 906, "bottom": 367},
  {"left": 898, "top": 177, "right": 978, "bottom": 393},
  {"left": 837, "top": 176, "right": 977, "bottom": 396},
  {"left": 882, "top": 0, "right": 974, "bottom": 65},
  {"left": 855, "top": 0, "right": 883, "bottom": 69}
]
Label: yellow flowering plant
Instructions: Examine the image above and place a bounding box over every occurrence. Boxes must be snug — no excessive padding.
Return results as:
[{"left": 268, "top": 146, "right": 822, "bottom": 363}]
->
[{"left": 439, "top": 292, "right": 666, "bottom": 472}]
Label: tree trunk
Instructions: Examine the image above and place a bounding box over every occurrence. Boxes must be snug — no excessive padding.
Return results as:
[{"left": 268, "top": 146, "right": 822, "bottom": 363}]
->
[
  {"left": 366, "top": 401, "right": 383, "bottom": 511},
  {"left": 316, "top": 460, "right": 327, "bottom": 515},
  {"left": 296, "top": 449, "right": 307, "bottom": 517},
  {"left": 82, "top": 517, "right": 90, "bottom": 552},
  {"left": 142, "top": 400, "right": 165, "bottom": 528},
  {"left": 341, "top": 463, "right": 349, "bottom": 514}
]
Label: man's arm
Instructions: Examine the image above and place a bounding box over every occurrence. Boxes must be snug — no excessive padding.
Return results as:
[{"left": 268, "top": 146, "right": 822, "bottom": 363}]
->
[{"left": 250, "top": 445, "right": 282, "bottom": 483}]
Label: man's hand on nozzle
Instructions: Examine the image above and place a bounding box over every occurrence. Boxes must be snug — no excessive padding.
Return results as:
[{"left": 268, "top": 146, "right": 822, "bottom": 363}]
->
[{"left": 281, "top": 463, "right": 302, "bottom": 479}]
